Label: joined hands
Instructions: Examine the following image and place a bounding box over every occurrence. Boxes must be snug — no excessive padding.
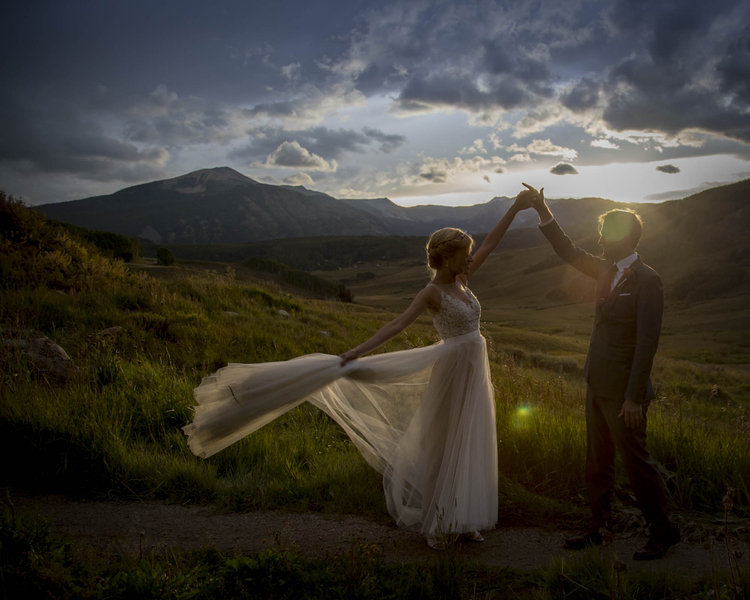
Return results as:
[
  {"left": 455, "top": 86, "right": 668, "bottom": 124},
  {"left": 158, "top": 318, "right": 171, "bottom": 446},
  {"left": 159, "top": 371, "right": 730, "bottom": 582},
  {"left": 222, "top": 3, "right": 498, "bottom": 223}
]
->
[
  {"left": 519, "top": 183, "right": 544, "bottom": 209},
  {"left": 519, "top": 182, "right": 553, "bottom": 223}
]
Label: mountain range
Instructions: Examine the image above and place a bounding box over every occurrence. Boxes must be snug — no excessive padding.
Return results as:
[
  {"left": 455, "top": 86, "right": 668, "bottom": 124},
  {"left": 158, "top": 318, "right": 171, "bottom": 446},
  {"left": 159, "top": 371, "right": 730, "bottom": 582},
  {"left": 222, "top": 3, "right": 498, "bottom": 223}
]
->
[
  {"left": 32, "top": 167, "right": 750, "bottom": 303},
  {"left": 37, "top": 167, "right": 601, "bottom": 244}
]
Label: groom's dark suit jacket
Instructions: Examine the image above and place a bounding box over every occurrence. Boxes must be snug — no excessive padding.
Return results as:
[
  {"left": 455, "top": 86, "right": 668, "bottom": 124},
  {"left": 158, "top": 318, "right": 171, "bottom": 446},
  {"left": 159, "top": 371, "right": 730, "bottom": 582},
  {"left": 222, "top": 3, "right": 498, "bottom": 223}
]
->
[{"left": 540, "top": 220, "right": 663, "bottom": 403}]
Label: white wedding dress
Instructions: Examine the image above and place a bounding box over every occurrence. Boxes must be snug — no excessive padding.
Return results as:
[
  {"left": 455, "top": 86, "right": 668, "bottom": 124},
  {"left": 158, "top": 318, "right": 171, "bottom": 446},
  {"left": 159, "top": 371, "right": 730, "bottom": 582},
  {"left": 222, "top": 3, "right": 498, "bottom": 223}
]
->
[{"left": 183, "top": 282, "right": 498, "bottom": 536}]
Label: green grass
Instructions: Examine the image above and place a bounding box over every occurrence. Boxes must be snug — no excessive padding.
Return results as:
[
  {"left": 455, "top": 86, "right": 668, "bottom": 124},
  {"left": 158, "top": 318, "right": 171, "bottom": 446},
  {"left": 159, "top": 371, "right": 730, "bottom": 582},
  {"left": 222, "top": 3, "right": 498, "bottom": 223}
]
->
[
  {"left": 2, "top": 190, "right": 749, "bottom": 517},
  {"left": 2, "top": 191, "right": 750, "bottom": 595}
]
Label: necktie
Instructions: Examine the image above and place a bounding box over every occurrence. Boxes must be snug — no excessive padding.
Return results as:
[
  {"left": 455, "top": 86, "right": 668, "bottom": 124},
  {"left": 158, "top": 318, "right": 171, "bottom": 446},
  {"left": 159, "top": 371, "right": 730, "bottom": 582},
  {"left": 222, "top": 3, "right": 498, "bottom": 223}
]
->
[{"left": 597, "top": 264, "right": 618, "bottom": 305}]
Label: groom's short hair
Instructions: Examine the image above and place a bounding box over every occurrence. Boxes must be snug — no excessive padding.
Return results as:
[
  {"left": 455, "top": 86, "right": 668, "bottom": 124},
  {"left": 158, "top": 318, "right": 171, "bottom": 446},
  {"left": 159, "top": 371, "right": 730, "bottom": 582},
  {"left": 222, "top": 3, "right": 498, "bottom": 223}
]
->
[{"left": 598, "top": 209, "right": 643, "bottom": 249}]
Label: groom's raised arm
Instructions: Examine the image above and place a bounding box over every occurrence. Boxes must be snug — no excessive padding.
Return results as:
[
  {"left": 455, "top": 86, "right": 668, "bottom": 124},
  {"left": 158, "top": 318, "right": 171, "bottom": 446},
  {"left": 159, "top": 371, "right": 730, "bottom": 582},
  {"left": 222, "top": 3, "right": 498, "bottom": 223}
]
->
[{"left": 524, "top": 184, "right": 605, "bottom": 280}]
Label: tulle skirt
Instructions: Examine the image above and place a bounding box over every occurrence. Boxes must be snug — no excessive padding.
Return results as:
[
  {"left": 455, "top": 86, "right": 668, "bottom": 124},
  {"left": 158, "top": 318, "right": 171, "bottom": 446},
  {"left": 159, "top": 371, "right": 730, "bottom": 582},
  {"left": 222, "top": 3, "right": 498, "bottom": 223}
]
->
[{"left": 183, "top": 329, "right": 498, "bottom": 536}]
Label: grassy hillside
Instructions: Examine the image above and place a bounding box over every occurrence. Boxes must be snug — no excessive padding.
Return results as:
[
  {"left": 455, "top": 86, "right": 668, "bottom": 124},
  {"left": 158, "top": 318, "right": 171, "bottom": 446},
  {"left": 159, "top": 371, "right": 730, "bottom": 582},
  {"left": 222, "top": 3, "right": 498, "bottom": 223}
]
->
[
  {"left": 0, "top": 192, "right": 436, "bottom": 508},
  {"left": 2, "top": 191, "right": 749, "bottom": 597},
  {"left": 2, "top": 189, "right": 748, "bottom": 511},
  {"left": 132, "top": 256, "right": 355, "bottom": 302},
  {"left": 331, "top": 242, "right": 750, "bottom": 363}
]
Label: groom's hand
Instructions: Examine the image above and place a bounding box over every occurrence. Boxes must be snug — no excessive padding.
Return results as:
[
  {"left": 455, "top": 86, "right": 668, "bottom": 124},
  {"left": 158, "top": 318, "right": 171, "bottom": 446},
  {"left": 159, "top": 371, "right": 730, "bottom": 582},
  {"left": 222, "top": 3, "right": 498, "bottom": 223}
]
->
[
  {"left": 618, "top": 398, "right": 645, "bottom": 429},
  {"left": 522, "top": 183, "right": 552, "bottom": 222},
  {"left": 521, "top": 183, "right": 544, "bottom": 209}
]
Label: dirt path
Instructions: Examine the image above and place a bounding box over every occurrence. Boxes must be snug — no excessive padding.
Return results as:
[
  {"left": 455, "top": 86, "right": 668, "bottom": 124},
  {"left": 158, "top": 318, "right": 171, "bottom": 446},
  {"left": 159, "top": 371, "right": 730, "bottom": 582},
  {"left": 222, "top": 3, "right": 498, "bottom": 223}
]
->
[{"left": 10, "top": 493, "right": 748, "bottom": 577}]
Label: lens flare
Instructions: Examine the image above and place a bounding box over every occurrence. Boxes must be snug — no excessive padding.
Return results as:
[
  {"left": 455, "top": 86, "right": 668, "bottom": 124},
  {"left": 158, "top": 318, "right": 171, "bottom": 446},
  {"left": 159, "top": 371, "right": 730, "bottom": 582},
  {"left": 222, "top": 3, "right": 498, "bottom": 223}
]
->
[{"left": 512, "top": 404, "right": 533, "bottom": 428}]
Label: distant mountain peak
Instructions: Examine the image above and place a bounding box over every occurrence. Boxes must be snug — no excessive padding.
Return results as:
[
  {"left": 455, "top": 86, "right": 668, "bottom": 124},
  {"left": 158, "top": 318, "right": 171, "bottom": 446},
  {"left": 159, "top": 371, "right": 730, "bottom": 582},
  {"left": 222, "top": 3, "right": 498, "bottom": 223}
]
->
[
  {"left": 161, "top": 166, "right": 258, "bottom": 194},
  {"left": 187, "top": 166, "right": 255, "bottom": 182}
]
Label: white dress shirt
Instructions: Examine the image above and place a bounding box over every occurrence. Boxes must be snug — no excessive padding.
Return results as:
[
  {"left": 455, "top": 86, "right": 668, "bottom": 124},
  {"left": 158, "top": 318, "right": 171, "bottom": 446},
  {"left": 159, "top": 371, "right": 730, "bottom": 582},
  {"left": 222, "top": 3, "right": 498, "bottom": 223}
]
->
[{"left": 611, "top": 253, "right": 638, "bottom": 291}]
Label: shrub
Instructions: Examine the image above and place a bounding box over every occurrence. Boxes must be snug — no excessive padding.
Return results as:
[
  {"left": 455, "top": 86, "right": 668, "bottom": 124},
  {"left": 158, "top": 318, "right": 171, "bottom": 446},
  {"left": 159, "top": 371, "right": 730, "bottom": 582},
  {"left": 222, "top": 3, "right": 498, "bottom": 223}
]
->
[{"left": 156, "top": 247, "right": 176, "bottom": 266}]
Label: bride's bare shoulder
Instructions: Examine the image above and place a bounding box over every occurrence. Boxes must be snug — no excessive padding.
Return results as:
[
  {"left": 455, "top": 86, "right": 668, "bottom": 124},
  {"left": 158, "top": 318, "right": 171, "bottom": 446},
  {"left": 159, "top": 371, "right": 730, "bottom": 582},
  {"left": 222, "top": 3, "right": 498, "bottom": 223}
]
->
[{"left": 421, "top": 282, "right": 442, "bottom": 312}]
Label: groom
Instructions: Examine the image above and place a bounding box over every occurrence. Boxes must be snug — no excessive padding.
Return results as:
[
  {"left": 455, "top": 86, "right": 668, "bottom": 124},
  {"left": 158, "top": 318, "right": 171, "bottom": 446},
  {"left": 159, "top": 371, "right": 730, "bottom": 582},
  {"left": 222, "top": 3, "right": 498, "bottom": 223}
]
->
[{"left": 525, "top": 184, "right": 679, "bottom": 561}]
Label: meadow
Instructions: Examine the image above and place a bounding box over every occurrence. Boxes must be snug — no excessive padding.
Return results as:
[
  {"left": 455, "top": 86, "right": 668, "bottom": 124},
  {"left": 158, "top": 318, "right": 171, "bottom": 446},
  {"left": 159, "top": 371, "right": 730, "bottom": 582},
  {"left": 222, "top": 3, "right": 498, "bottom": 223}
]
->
[{"left": 1, "top": 191, "right": 748, "bottom": 598}]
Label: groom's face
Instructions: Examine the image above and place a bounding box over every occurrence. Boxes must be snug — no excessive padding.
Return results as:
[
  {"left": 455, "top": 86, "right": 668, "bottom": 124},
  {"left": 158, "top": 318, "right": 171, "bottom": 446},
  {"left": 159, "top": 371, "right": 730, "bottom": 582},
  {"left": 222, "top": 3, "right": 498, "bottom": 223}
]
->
[{"left": 598, "top": 218, "right": 635, "bottom": 261}]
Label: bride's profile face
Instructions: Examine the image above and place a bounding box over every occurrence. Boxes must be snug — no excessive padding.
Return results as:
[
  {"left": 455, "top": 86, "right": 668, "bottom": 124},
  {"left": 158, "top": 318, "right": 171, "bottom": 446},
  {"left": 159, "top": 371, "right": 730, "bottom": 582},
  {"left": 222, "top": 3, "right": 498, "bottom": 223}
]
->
[{"left": 446, "top": 246, "right": 472, "bottom": 276}]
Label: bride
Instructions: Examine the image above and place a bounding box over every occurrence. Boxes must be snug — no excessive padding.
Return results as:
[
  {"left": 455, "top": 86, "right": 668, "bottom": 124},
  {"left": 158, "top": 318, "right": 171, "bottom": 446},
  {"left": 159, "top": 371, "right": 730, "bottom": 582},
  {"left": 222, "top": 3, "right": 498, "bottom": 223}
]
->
[{"left": 184, "top": 188, "right": 533, "bottom": 549}]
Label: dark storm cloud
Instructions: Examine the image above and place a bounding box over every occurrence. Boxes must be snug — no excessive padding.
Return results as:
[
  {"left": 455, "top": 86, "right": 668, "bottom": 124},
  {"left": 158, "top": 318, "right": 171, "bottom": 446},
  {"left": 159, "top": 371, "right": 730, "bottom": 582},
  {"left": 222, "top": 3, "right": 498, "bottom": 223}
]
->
[
  {"left": 603, "top": 79, "right": 750, "bottom": 143},
  {"left": 561, "top": 78, "right": 601, "bottom": 113},
  {"left": 124, "top": 115, "right": 229, "bottom": 146},
  {"left": 391, "top": 48, "right": 555, "bottom": 113},
  {"left": 395, "top": 73, "right": 530, "bottom": 112},
  {"left": 482, "top": 41, "right": 551, "bottom": 83},
  {"left": 1, "top": 0, "right": 375, "bottom": 103},
  {"left": 716, "top": 26, "right": 750, "bottom": 104},
  {"left": 304, "top": 126, "right": 405, "bottom": 156},
  {"left": 352, "top": 0, "right": 750, "bottom": 130},
  {"left": 343, "top": 2, "right": 558, "bottom": 114},
  {"left": 0, "top": 1, "right": 372, "bottom": 174},
  {"left": 397, "top": 75, "right": 485, "bottom": 110},
  {"left": 656, "top": 164, "right": 680, "bottom": 174},
  {"left": 550, "top": 162, "right": 579, "bottom": 175},
  {"left": 482, "top": 42, "right": 514, "bottom": 75},
  {"left": 247, "top": 101, "right": 302, "bottom": 119},
  {"left": 362, "top": 128, "right": 406, "bottom": 152},
  {"left": 605, "top": 0, "right": 732, "bottom": 61},
  {"left": 600, "top": 0, "right": 750, "bottom": 142},
  {"left": 0, "top": 96, "right": 166, "bottom": 182},
  {"left": 123, "top": 89, "right": 232, "bottom": 146}
]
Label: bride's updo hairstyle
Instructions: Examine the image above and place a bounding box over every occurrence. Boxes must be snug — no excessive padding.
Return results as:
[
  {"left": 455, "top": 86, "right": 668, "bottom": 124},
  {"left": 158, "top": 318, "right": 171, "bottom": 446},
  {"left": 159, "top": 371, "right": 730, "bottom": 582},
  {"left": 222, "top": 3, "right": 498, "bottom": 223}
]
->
[{"left": 426, "top": 227, "right": 474, "bottom": 271}]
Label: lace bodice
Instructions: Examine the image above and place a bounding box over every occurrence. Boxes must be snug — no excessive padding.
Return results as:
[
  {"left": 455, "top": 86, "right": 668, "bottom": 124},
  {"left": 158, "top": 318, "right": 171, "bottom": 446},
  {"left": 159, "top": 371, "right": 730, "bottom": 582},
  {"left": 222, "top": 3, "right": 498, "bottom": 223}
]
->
[{"left": 430, "top": 284, "right": 481, "bottom": 339}]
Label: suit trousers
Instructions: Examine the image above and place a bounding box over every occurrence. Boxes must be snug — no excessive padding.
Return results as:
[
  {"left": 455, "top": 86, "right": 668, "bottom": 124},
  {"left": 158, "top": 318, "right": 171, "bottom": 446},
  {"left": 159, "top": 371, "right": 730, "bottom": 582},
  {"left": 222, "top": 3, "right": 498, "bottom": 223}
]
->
[{"left": 585, "top": 389, "right": 670, "bottom": 529}]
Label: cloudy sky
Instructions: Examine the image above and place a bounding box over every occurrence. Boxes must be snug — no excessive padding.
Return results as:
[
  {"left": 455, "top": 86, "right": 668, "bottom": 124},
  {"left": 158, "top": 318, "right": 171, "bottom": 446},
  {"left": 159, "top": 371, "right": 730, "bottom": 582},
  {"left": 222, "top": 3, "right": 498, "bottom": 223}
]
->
[{"left": 3, "top": 0, "right": 750, "bottom": 207}]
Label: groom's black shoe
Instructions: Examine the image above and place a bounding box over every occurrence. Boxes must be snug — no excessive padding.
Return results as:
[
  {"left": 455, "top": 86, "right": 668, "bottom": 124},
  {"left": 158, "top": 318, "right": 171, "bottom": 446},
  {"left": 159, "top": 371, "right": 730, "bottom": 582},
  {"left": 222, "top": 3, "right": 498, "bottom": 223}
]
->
[
  {"left": 633, "top": 522, "right": 680, "bottom": 561},
  {"left": 564, "top": 527, "right": 604, "bottom": 550}
]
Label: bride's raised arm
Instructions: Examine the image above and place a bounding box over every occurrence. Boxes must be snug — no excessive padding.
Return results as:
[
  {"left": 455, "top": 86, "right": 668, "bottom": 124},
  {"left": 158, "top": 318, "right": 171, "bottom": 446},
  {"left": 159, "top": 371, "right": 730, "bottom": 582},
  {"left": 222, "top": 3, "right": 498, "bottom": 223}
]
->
[{"left": 466, "top": 189, "right": 533, "bottom": 278}]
